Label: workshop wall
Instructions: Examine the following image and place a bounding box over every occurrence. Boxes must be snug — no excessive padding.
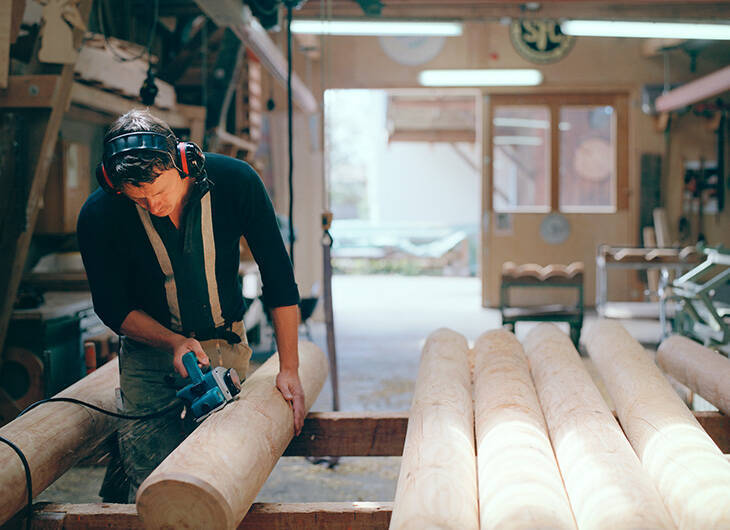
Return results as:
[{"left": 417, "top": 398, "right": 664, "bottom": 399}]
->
[{"left": 287, "top": 21, "right": 730, "bottom": 306}]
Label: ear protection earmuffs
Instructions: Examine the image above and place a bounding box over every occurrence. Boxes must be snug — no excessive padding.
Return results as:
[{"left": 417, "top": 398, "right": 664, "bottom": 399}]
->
[{"left": 95, "top": 132, "right": 206, "bottom": 195}]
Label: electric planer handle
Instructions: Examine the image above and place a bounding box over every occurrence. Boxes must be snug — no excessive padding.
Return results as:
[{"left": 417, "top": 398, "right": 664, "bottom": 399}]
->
[{"left": 182, "top": 351, "right": 204, "bottom": 384}]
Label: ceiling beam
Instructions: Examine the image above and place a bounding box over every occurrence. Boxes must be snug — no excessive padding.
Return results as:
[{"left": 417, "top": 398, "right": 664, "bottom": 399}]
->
[
  {"left": 295, "top": 1, "right": 730, "bottom": 21},
  {"left": 194, "top": 0, "right": 318, "bottom": 114},
  {"left": 655, "top": 65, "right": 730, "bottom": 112}
]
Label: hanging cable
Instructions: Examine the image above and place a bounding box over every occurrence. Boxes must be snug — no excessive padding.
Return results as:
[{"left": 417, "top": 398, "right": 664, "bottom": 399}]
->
[
  {"left": 96, "top": 0, "right": 159, "bottom": 63},
  {"left": 202, "top": 21, "right": 209, "bottom": 120},
  {"left": 286, "top": 3, "right": 295, "bottom": 268}
]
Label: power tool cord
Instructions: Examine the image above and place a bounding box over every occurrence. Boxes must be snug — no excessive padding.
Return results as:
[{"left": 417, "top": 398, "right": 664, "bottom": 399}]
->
[{"left": 0, "top": 397, "right": 179, "bottom": 530}]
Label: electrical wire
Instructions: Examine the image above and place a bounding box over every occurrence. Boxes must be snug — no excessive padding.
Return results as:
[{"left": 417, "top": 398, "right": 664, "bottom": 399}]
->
[
  {"left": 0, "top": 436, "right": 32, "bottom": 530},
  {"left": 0, "top": 397, "right": 180, "bottom": 529},
  {"left": 96, "top": 0, "right": 159, "bottom": 63},
  {"left": 287, "top": 3, "right": 295, "bottom": 268}
]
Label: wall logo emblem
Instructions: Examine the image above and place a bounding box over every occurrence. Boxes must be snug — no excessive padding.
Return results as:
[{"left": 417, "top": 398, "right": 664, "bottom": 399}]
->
[{"left": 510, "top": 20, "right": 575, "bottom": 64}]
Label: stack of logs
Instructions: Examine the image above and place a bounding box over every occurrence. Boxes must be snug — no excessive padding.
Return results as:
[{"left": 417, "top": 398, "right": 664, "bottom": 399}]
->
[
  {"left": 1, "top": 323, "right": 730, "bottom": 529},
  {"left": 390, "top": 322, "right": 730, "bottom": 529}
]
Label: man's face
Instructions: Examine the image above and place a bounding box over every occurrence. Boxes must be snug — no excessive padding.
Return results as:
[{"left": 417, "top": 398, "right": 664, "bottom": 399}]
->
[{"left": 122, "top": 168, "right": 186, "bottom": 218}]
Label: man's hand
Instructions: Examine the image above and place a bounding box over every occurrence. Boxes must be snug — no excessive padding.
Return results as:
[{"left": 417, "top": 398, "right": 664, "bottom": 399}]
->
[
  {"left": 276, "top": 369, "right": 305, "bottom": 435},
  {"left": 172, "top": 337, "right": 209, "bottom": 378},
  {"left": 119, "top": 311, "right": 209, "bottom": 378}
]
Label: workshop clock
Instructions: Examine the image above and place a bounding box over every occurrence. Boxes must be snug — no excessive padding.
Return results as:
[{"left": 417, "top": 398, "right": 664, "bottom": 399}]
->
[
  {"left": 378, "top": 36, "right": 446, "bottom": 66},
  {"left": 540, "top": 213, "right": 571, "bottom": 245}
]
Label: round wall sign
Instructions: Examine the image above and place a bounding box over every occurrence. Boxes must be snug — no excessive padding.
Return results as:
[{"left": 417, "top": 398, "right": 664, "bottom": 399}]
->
[
  {"left": 540, "top": 213, "right": 571, "bottom": 245},
  {"left": 509, "top": 20, "right": 575, "bottom": 64}
]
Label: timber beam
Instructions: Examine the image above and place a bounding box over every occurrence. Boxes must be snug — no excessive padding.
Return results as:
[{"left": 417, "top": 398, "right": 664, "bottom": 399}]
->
[
  {"left": 0, "top": 76, "right": 59, "bottom": 108},
  {"left": 28, "top": 501, "right": 394, "bottom": 530},
  {"left": 284, "top": 411, "right": 730, "bottom": 456}
]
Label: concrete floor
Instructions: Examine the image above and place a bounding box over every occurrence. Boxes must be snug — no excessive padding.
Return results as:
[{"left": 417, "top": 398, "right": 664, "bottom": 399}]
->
[{"left": 37, "top": 274, "right": 670, "bottom": 504}]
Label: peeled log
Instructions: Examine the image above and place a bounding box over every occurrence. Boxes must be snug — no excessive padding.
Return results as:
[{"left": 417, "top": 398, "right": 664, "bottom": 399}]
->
[
  {"left": 585, "top": 320, "right": 730, "bottom": 528},
  {"left": 474, "top": 329, "right": 576, "bottom": 529},
  {"left": 0, "top": 358, "right": 120, "bottom": 526},
  {"left": 390, "top": 329, "right": 478, "bottom": 530},
  {"left": 136, "top": 342, "right": 328, "bottom": 530},
  {"left": 524, "top": 324, "right": 674, "bottom": 529},
  {"left": 658, "top": 335, "right": 730, "bottom": 415}
]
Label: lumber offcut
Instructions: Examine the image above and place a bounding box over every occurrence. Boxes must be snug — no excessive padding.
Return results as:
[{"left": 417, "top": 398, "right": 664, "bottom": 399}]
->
[
  {"left": 523, "top": 324, "right": 674, "bottom": 529},
  {"left": 136, "top": 342, "right": 328, "bottom": 530},
  {"left": 585, "top": 320, "right": 730, "bottom": 528},
  {"left": 0, "top": 358, "right": 120, "bottom": 526},
  {"left": 474, "top": 329, "right": 576, "bottom": 529},
  {"left": 658, "top": 335, "right": 730, "bottom": 415},
  {"left": 390, "top": 328, "right": 478, "bottom": 530}
]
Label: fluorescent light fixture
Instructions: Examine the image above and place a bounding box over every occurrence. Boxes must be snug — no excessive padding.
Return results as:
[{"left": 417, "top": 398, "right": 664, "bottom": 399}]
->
[
  {"left": 419, "top": 69, "right": 543, "bottom": 87},
  {"left": 494, "top": 136, "right": 543, "bottom": 146},
  {"left": 493, "top": 117, "right": 549, "bottom": 129},
  {"left": 290, "top": 19, "right": 462, "bottom": 36},
  {"left": 561, "top": 20, "right": 730, "bottom": 40}
]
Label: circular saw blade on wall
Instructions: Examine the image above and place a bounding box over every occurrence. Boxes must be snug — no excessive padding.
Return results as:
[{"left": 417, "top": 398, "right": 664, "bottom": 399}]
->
[{"left": 378, "top": 36, "right": 446, "bottom": 66}]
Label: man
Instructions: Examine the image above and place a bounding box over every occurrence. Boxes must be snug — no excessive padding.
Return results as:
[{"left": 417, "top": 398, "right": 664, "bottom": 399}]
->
[{"left": 77, "top": 109, "right": 304, "bottom": 499}]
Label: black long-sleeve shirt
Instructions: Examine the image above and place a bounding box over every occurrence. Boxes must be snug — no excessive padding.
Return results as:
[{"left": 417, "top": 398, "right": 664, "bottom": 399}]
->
[{"left": 77, "top": 153, "right": 299, "bottom": 335}]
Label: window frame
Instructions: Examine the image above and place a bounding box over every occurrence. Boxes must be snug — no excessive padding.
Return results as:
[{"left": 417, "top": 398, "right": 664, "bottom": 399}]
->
[{"left": 487, "top": 92, "right": 629, "bottom": 213}]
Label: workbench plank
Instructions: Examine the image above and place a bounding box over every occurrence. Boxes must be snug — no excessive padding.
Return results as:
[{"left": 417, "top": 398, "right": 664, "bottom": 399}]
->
[{"left": 284, "top": 411, "right": 408, "bottom": 456}]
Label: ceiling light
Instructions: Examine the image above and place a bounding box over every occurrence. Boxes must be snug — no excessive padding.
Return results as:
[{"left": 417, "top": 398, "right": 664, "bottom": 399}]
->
[
  {"left": 290, "top": 20, "right": 463, "bottom": 37},
  {"left": 419, "top": 69, "right": 543, "bottom": 87},
  {"left": 561, "top": 20, "right": 730, "bottom": 40}
]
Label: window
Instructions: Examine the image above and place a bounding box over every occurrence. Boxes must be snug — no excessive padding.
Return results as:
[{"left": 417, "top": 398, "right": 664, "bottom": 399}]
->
[
  {"left": 492, "top": 106, "right": 550, "bottom": 212},
  {"left": 490, "top": 94, "right": 627, "bottom": 213},
  {"left": 559, "top": 106, "right": 616, "bottom": 212}
]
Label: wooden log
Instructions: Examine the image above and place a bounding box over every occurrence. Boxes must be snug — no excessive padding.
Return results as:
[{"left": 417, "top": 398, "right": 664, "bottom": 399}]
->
[
  {"left": 523, "top": 323, "right": 674, "bottom": 529},
  {"left": 474, "top": 329, "right": 576, "bottom": 529},
  {"left": 136, "top": 342, "right": 328, "bottom": 530},
  {"left": 658, "top": 335, "right": 730, "bottom": 416},
  {"left": 390, "top": 328, "right": 478, "bottom": 530},
  {"left": 0, "top": 358, "right": 120, "bottom": 526},
  {"left": 585, "top": 320, "right": 730, "bottom": 528}
]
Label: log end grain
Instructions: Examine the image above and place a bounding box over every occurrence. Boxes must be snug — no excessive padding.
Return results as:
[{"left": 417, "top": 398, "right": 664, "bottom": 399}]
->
[{"left": 137, "top": 473, "right": 233, "bottom": 530}]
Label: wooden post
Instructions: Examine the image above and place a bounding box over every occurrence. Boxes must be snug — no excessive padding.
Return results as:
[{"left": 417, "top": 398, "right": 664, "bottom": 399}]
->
[
  {"left": 136, "top": 342, "right": 328, "bottom": 530},
  {"left": 523, "top": 324, "right": 674, "bottom": 529},
  {"left": 0, "top": 358, "right": 120, "bottom": 526},
  {"left": 658, "top": 335, "right": 730, "bottom": 416},
  {"left": 390, "top": 329, "right": 478, "bottom": 530},
  {"left": 585, "top": 320, "right": 730, "bottom": 528},
  {"left": 0, "top": 1, "right": 92, "bottom": 360},
  {"left": 474, "top": 329, "right": 576, "bottom": 529},
  {"left": 0, "top": 0, "right": 11, "bottom": 89}
]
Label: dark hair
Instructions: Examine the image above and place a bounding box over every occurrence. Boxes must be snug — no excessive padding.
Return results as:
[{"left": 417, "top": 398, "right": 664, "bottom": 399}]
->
[{"left": 104, "top": 109, "right": 177, "bottom": 188}]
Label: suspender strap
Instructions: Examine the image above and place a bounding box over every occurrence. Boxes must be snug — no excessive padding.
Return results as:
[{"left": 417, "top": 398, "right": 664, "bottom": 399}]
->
[
  {"left": 135, "top": 205, "right": 183, "bottom": 332},
  {"left": 200, "top": 193, "right": 225, "bottom": 328}
]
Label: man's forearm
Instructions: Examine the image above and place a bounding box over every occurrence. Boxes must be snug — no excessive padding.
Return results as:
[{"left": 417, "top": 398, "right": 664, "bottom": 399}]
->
[
  {"left": 120, "top": 310, "right": 185, "bottom": 353},
  {"left": 270, "top": 304, "right": 299, "bottom": 372}
]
